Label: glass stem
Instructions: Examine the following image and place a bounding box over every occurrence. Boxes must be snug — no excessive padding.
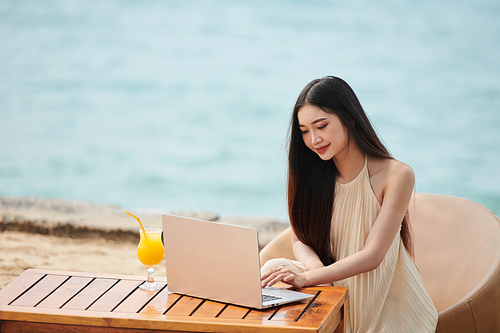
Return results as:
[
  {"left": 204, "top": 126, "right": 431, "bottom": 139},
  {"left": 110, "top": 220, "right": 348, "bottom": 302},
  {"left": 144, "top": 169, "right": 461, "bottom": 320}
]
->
[{"left": 146, "top": 266, "right": 155, "bottom": 283}]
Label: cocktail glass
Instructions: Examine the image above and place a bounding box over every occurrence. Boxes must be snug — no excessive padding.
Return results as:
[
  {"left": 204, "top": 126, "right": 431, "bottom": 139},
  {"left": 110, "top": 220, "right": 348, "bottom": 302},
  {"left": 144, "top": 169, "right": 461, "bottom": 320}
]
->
[{"left": 137, "top": 228, "right": 164, "bottom": 291}]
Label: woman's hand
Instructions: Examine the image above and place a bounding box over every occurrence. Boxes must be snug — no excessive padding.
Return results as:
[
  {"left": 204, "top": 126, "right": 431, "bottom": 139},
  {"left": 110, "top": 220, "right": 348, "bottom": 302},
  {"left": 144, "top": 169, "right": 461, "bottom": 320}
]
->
[{"left": 261, "top": 266, "right": 307, "bottom": 289}]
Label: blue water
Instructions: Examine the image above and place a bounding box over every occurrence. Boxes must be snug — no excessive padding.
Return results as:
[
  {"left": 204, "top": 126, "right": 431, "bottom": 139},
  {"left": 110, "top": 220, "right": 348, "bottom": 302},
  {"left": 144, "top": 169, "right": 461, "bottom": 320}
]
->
[{"left": 1, "top": 0, "right": 499, "bottom": 221}]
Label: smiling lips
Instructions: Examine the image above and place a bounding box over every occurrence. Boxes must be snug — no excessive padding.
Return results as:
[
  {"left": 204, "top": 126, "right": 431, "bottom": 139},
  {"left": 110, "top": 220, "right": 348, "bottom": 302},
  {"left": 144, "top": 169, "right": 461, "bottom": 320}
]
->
[{"left": 315, "top": 144, "right": 330, "bottom": 154}]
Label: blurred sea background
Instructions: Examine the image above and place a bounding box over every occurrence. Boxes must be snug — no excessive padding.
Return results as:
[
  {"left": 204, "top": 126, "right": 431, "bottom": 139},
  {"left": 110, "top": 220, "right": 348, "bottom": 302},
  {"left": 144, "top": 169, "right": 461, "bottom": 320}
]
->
[{"left": 1, "top": 0, "right": 499, "bottom": 222}]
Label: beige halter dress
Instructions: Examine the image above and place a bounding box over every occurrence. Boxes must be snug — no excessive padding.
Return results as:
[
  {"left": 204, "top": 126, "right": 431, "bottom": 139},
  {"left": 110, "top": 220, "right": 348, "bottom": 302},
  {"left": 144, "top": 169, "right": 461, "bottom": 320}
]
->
[{"left": 262, "top": 158, "right": 438, "bottom": 332}]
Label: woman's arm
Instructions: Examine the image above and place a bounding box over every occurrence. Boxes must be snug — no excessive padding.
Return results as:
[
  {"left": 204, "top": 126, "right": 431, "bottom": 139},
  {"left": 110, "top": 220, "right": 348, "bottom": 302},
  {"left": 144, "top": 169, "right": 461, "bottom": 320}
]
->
[
  {"left": 291, "top": 229, "right": 325, "bottom": 271},
  {"left": 262, "top": 162, "right": 415, "bottom": 288}
]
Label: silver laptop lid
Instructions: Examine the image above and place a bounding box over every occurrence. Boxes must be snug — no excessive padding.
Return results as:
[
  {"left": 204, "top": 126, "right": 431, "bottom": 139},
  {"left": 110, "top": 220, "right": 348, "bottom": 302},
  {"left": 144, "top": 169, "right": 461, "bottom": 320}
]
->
[{"left": 162, "top": 214, "right": 264, "bottom": 308}]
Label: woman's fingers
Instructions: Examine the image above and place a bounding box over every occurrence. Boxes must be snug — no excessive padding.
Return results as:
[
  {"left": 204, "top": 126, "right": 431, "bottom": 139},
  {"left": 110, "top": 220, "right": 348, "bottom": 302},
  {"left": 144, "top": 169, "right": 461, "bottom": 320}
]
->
[
  {"left": 261, "top": 272, "right": 282, "bottom": 287},
  {"left": 261, "top": 268, "right": 274, "bottom": 280},
  {"left": 261, "top": 266, "right": 295, "bottom": 288}
]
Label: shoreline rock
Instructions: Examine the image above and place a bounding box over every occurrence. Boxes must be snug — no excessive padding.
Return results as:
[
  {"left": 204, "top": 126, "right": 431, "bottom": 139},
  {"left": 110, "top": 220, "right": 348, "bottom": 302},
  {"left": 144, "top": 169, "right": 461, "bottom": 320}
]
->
[{"left": 0, "top": 196, "right": 288, "bottom": 248}]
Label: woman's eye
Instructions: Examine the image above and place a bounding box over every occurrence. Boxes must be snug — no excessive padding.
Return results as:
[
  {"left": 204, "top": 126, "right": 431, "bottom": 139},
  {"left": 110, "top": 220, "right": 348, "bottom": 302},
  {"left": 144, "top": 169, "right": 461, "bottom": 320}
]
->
[
  {"left": 300, "top": 130, "right": 309, "bottom": 134},
  {"left": 318, "top": 123, "right": 327, "bottom": 130}
]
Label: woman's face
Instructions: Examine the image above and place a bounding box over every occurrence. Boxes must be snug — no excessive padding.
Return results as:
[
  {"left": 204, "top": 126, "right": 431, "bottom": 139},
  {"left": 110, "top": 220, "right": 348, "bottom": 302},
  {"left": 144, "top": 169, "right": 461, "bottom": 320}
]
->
[{"left": 297, "top": 104, "right": 349, "bottom": 161}]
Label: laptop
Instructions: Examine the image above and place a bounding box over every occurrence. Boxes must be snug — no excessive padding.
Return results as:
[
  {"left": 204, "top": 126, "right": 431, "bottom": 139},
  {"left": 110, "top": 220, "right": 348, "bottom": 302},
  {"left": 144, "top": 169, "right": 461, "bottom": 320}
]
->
[{"left": 161, "top": 214, "right": 314, "bottom": 309}]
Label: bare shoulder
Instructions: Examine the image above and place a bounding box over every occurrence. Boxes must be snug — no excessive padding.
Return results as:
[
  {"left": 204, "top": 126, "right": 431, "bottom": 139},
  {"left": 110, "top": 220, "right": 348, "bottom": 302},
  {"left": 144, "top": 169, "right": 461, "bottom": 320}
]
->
[
  {"left": 386, "top": 158, "right": 413, "bottom": 179},
  {"left": 368, "top": 158, "right": 414, "bottom": 202},
  {"left": 369, "top": 158, "right": 413, "bottom": 179}
]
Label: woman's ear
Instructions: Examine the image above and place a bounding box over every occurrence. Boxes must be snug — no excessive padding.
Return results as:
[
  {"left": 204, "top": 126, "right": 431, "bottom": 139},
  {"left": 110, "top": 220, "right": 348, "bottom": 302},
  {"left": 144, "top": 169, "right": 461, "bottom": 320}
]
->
[{"left": 346, "top": 115, "right": 355, "bottom": 129}]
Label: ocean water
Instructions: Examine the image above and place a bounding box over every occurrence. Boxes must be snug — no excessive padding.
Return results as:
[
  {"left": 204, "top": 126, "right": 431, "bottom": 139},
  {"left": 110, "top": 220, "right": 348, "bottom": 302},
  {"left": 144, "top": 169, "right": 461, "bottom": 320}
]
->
[{"left": 1, "top": 0, "right": 499, "bottom": 221}]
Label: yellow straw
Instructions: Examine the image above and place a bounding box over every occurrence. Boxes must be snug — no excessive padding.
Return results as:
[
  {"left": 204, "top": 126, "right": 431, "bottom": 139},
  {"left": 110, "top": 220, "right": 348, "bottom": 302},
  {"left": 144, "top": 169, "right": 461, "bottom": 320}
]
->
[{"left": 126, "top": 211, "right": 146, "bottom": 235}]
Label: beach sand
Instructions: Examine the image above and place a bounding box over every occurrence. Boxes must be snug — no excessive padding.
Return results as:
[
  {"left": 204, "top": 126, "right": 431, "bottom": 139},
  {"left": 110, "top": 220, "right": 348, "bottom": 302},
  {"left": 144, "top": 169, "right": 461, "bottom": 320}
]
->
[
  {"left": 0, "top": 196, "right": 288, "bottom": 290},
  {"left": 0, "top": 230, "right": 164, "bottom": 290}
]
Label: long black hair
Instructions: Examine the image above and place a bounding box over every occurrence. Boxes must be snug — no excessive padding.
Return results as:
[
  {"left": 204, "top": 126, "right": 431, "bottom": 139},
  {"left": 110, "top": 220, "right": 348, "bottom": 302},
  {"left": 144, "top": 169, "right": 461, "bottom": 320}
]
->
[{"left": 288, "top": 76, "right": 412, "bottom": 266}]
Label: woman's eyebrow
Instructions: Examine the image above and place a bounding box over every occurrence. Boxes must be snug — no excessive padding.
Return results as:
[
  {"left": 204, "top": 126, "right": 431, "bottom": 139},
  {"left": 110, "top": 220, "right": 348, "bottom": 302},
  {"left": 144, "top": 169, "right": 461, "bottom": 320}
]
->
[{"left": 299, "top": 117, "right": 328, "bottom": 127}]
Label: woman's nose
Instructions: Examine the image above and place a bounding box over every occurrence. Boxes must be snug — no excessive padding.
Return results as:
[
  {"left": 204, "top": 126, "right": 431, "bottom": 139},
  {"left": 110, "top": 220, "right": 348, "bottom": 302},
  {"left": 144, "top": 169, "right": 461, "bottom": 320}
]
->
[{"left": 311, "top": 132, "right": 322, "bottom": 145}]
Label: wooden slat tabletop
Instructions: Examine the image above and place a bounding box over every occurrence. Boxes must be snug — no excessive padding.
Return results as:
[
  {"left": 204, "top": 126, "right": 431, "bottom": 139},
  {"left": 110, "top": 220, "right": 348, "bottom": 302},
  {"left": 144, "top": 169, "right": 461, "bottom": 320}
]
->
[{"left": 0, "top": 269, "right": 347, "bottom": 333}]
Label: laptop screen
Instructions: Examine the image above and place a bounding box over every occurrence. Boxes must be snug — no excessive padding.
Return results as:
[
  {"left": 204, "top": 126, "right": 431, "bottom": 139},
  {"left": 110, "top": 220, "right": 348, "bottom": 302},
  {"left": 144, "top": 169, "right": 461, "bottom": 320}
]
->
[{"left": 162, "top": 214, "right": 264, "bottom": 308}]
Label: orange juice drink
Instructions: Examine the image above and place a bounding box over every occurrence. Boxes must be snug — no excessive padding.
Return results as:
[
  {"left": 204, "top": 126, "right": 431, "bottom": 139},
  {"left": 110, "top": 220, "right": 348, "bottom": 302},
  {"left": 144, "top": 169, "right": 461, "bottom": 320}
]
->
[{"left": 137, "top": 228, "right": 164, "bottom": 267}]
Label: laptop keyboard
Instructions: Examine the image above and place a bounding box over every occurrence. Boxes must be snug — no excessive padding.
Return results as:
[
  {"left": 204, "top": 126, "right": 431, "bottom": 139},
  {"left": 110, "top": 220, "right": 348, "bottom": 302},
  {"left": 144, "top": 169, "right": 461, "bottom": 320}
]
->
[{"left": 262, "top": 294, "right": 282, "bottom": 303}]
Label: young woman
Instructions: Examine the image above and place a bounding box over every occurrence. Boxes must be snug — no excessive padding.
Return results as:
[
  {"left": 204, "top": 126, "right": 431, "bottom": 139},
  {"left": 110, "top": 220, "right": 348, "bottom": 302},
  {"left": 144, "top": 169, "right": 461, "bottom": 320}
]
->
[{"left": 261, "top": 76, "right": 438, "bottom": 332}]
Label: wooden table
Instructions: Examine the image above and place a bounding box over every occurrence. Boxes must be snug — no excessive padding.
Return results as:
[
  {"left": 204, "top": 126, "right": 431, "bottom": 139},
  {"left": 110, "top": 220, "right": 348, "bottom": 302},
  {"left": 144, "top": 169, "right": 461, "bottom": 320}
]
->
[{"left": 0, "top": 269, "right": 348, "bottom": 332}]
